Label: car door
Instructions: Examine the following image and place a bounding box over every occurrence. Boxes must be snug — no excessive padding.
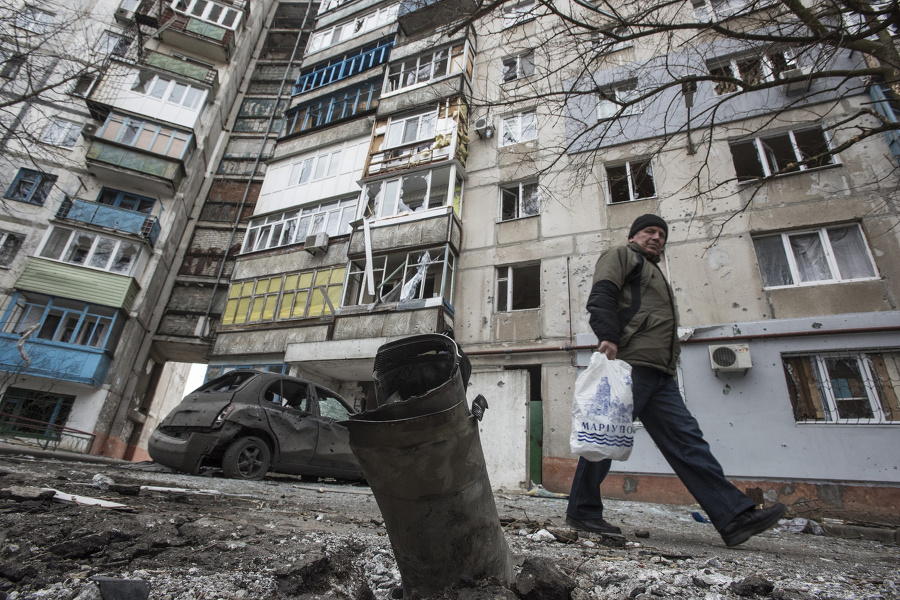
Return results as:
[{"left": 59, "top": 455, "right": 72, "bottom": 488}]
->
[
  {"left": 261, "top": 378, "right": 319, "bottom": 467},
  {"left": 308, "top": 386, "right": 358, "bottom": 472}
]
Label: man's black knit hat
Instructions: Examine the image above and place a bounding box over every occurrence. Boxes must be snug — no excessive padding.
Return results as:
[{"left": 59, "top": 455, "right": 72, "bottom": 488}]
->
[{"left": 628, "top": 214, "right": 668, "bottom": 239}]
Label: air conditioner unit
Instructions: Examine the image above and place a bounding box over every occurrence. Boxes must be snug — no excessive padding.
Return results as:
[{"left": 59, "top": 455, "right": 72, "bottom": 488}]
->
[
  {"left": 81, "top": 123, "right": 99, "bottom": 139},
  {"left": 709, "top": 344, "right": 752, "bottom": 373},
  {"left": 473, "top": 115, "right": 494, "bottom": 139},
  {"left": 114, "top": 7, "right": 134, "bottom": 23},
  {"left": 304, "top": 232, "right": 329, "bottom": 256},
  {"left": 781, "top": 68, "right": 810, "bottom": 95}
]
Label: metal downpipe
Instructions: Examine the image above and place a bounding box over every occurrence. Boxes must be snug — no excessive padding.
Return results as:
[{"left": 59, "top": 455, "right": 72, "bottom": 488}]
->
[{"left": 345, "top": 334, "right": 514, "bottom": 597}]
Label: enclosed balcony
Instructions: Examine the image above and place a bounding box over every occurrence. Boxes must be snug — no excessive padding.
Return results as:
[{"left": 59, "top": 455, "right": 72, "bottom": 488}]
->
[
  {"left": 85, "top": 113, "right": 193, "bottom": 196},
  {"left": 293, "top": 38, "right": 394, "bottom": 96},
  {"left": 398, "top": 0, "right": 478, "bottom": 36},
  {"left": 142, "top": 50, "right": 219, "bottom": 97},
  {"left": 56, "top": 197, "right": 161, "bottom": 246},
  {"left": 364, "top": 97, "right": 469, "bottom": 177},
  {"left": 0, "top": 293, "right": 120, "bottom": 387},
  {"left": 137, "top": 0, "right": 246, "bottom": 62}
]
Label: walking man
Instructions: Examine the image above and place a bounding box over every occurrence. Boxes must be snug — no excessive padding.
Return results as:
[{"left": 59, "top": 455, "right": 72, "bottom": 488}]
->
[{"left": 567, "top": 214, "right": 786, "bottom": 547}]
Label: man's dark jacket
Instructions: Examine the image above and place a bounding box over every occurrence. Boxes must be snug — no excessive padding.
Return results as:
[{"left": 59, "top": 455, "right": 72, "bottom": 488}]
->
[{"left": 586, "top": 242, "right": 680, "bottom": 375}]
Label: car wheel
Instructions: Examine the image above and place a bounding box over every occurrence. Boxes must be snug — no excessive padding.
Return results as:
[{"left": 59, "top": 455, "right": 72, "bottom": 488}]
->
[{"left": 222, "top": 436, "right": 271, "bottom": 480}]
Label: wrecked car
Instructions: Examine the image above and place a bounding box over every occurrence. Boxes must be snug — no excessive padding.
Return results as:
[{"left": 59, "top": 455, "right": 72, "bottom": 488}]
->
[{"left": 148, "top": 370, "right": 363, "bottom": 481}]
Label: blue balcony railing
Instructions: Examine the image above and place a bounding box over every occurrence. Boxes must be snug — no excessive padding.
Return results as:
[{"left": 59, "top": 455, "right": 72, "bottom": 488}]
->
[
  {"left": 293, "top": 39, "right": 394, "bottom": 96},
  {"left": 0, "top": 334, "right": 112, "bottom": 387},
  {"left": 56, "top": 197, "right": 161, "bottom": 245}
]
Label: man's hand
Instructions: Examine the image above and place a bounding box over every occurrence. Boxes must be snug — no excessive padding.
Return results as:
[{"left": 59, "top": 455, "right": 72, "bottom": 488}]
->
[{"left": 599, "top": 341, "right": 618, "bottom": 360}]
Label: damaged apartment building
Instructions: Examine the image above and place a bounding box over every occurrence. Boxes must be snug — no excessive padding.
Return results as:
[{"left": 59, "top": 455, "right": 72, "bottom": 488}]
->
[{"left": 2, "top": 0, "right": 899, "bottom": 522}]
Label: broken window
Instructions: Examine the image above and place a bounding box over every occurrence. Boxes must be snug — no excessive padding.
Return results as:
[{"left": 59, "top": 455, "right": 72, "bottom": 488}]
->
[
  {"left": 222, "top": 267, "right": 346, "bottom": 325},
  {"left": 38, "top": 226, "right": 141, "bottom": 276},
  {"left": 343, "top": 246, "right": 456, "bottom": 308},
  {"left": 597, "top": 82, "right": 642, "bottom": 119},
  {"left": 500, "top": 111, "right": 537, "bottom": 147},
  {"left": 708, "top": 50, "right": 798, "bottom": 95},
  {"left": 242, "top": 197, "right": 356, "bottom": 253},
  {"left": 783, "top": 351, "right": 900, "bottom": 423},
  {"left": 385, "top": 43, "right": 470, "bottom": 94},
  {"left": 98, "top": 31, "right": 132, "bottom": 57},
  {"left": 500, "top": 181, "right": 540, "bottom": 220},
  {"left": 0, "top": 388, "right": 74, "bottom": 441},
  {"left": 502, "top": 51, "right": 534, "bottom": 82},
  {"left": 70, "top": 75, "right": 97, "bottom": 97},
  {"left": 496, "top": 264, "right": 540, "bottom": 311},
  {"left": 98, "top": 188, "right": 155, "bottom": 214},
  {"left": 0, "top": 231, "right": 24, "bottom": 267},
  {"left": 307, "top": 4, "right": 397, "bottom": 53},
  {"left": 605, "top": 159, "right": 656, "bottom": 203},
  {"left": 41, "top": 118, "right": 81, "bottom": 148},
  {"left": 729, "top": 126, "right": 834, "bottom": 181},
  {"left": 1, "top": 295, "right": 118, "bottom": 350},
  {"left": 752, "top": 224, "right": 877, "bottom": 288},
  {"left": 502, "top": 0, "right": 536, "bottom": 27},
  {"left": 4, "top": 169, "right": 56, "bottom": 205},
  {"left": 360, "top": 166, "right": 453, "bottom": 220}
]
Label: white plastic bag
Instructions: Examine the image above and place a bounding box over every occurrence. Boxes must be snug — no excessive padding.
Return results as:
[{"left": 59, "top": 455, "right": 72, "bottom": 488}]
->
[{"left": 570, "top": 352, "right": 635, "bottom": 461}]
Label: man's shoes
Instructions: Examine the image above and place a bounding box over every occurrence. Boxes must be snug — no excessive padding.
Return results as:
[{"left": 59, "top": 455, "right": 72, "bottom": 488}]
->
[
  {"left": 719, "top": 503, "right": 786, "bottom": 547},
  {"left": 565, "top": 516, "right": 622, "bottom": 535}
]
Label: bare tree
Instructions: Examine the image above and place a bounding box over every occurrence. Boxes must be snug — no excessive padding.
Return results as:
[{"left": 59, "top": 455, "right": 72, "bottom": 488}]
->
[{"left": 448, "top": 0, "right": 900, "bottom": 225}]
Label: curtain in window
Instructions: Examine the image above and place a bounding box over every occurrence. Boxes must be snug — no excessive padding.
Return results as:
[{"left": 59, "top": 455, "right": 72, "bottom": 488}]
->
[
  {"left": 753, "top": 236, "right": 792, "bottom": 286},
  {"left": 828, "top": 226, "right": 875, "bottom": 280},
  {"left": 782, "top": 356, "right": 826, "bottom": 420},
  {"left": 789, "top": 232, "right": 830, "bottom": 282},
  {"left": 869, "top": 352, "right": 900, "bottom": 422}
]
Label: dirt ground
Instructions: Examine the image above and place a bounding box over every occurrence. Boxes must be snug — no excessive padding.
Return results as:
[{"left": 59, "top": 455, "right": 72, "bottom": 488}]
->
[{"left": 0, "top": 449, "right": 897, "bottom": 600}]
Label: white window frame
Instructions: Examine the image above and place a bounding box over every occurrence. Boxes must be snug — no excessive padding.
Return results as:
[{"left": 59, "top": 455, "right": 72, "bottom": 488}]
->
[
  {"left": 38, "top": 226, "right": 142, "bottom": 276},
  {"left": 343, "top": 246, "right": 455, "bottom": 307},
  {"left": 605, "top": 159, "right": 656, "bottom": 204},
  {"left": 709, "top": 50, "right": 798, "bottom": 95},
  {"left": 496, "top": 263, "right": 541, "bottom": 312},
  {"left": 500, "top": 180, "right": 540, "bottom": 221},
  {"left": 783, "top": 351, "right": 900, "bottom": 424},
  {"left": 131, "top": 72, "right": 207, "bottom": 110},
  {"left": 385, "top": 110, "right": 438, "bottom": 149},
  {"left": 502, "top": 51, "right": 535, "bottom": 82},
  {"left": 597, "top": 83, "right": 642, "bottom": 119},
  {"left": 499, "top": 111, "right": 537, "bottom": 147},
  {"left": 41, "top": 118, "right": 81, "bottom": 148},
  {"left": 242, "top": 197, "right": 357, "bottom": 253},
  {"left": 172, "top": 0, "right": 242, "bottom": 29},
  {"left": 730, "top": 126, "right": 836, "bottom": 181},
  {"left": 502, "top": 0, "right": 536, "bottom": 27},
  {"left": 752, "top": 224, "right": 878, "bottom": 289},
  {"left": 360, "top": 166, "right": 454, "bottom": 220},
  {"left": 16, "top": 6, "right": 54, "bottom": 33},
  {"left": 98, "top": 30, "right": 131, "bottom": 57},
  {"left": 384, "top": 43, "right": 468, "bottom": 94},
  {"left": 307, "top": 4, "right": 398, "bottom": 54}
]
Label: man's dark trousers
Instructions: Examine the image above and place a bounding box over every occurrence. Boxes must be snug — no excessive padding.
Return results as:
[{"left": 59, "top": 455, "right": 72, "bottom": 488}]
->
[{"left": 567, "top": 365, "right": 755, "bottom": 530}]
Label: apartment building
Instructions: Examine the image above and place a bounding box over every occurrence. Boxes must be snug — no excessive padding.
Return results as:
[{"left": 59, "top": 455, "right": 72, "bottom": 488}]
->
[{"left": 0, "top": 0, "right": 276, "bottom": 457}]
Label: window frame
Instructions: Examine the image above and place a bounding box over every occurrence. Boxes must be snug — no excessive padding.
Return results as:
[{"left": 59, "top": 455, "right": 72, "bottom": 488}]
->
[
  {"left": 496, "top": 263, "right": 541, "bottom": 312},
  {"left": 708, "top": 50, "right": 798, "bottom": 95},
  {"left": 783, "top": 350, "right": 900, "bottom": 424},
  {"left": 499, "top": 180, "right": 540, "bottom": 221},
  {"left": 597, "top": 82, "right": 642, "bottom": 120},
  {"left": 752, "top": 223, "right": 878, "bottom": 289},
  {"left": 98, "top": 30, "right": 132, "bottom": 57},
  {"left": 359, "top": 166, "right": 456, "bottom": 220},
  {"left": 37, "top": 225, "right": 142, "bottom": 276},
  {"left": 0, "top": 52, "right": 25, "bottom": 79},
  {"left": 15, "top": 6, "right": 54, "bottom": 33},
  {"left": 0, "top": 230, "right": 25, "bottom": 267},
  {"left": 130, "top": 71, "right": 207, "bottom": 110},
  {"left": 384, "top": 109, "right": 438, "bottom": 149},
  {"left": 384, "top": 43, "right": 471, "bottom": 95},
  {"left": 605, "top": 159, "right": 657, "bottom": 204},
  {"left": 171, "top": 0, "right": 242, "bottom": 29},
  {"left": 4, "top": 169, "right": 56, "bottom": 205},
  {"left": 222, "top": 266, "right": 347, "bottom": 325},
  {"left": 499, "top": 111, "right": 537, "bottom": 147},
  {"left": 502, "top": 51, "right": 535, "bottom": 83},
  {"left": 1, "top": 295, "right": 118, "bottom": 351},
  {"left": 342, "top": 245, "right": 456, "bottom": 308},
  {"left": 42, "top": 118, "right": 82, "bottom": 148},
  {"left": 501, "top": 0, "right": 536, "bottom": 27},
  {"left": 730, "top": 126, "right": 836, "bottom": 182},
  {"left": 0, "top": 387, "right": 75, "bottom": 441},
  {"left": 242, "top": 196, "right": 357, "bottom": 253}
]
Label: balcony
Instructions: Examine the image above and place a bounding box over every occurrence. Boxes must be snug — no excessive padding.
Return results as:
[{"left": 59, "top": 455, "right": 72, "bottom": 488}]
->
[
  {"left": 16, "top": 258, "right": 141, "bottom": 312},
  {"left": 364, "top": 97, "right": 469, "bottom": 177},
  {"left": 398, "top": 0, "right": 478, "bottom": 36},
  {"left": 158, "top": 12, "right": 236, "bottom": 62},
  {"left": 348, "top": 209, "right": 461, "bottom": 257},
  {"left": 56, "top": 197, "right": 161, "bottom": 246},
  {"left": 85, "top": 113, "right": 193, "bottom": 196},
  {"left": 0, "top": 335, "right": 112, "bottom": 386},
  {"left": 293, "top": 39, "right": 393, "bottom": 96},
  {"left": 143, "top": 50, "right": 219, "bottom": 96}
]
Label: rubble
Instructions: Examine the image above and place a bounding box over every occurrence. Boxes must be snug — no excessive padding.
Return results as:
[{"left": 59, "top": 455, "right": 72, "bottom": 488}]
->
[{"left": 0, "top": 452, "right": 897, "bottom": 599}]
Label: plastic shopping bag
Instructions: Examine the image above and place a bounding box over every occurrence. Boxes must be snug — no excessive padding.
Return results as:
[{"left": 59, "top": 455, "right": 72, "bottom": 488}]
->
[{"left": 570, "top": 352, "right": 635, "bottom": 461}]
